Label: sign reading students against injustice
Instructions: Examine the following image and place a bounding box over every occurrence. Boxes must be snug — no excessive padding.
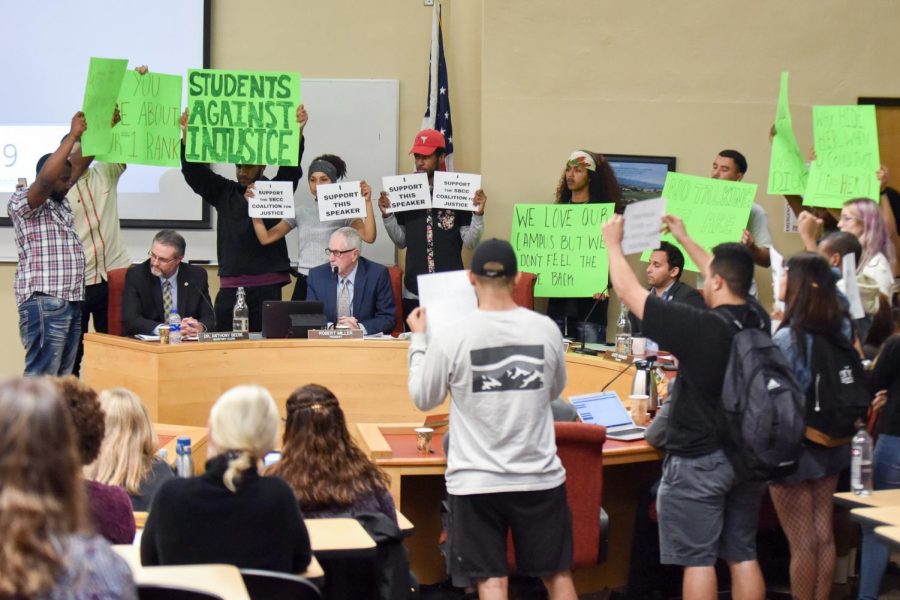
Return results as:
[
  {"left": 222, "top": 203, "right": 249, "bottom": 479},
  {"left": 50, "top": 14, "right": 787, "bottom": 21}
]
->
[
  {"left": 96, "top": 70, "right": 182, "bottom": 167},
  {"left": 510, "top": 203, "right": 613, "bottom": 298},
  {"left": 804, "top": 105, "right": 880, "bottom": 209},
  {"left": 768, "top": 72, "right": 808, "bottom": 195},
  {"left": 381, "top": 173, "right": 431, "bottom": 212},
  {"left": 80, "top": 57, "right": 129, "bottom": 156},
  {"left": 318, "top": 181, "right": 365, "bottom": 222},
  {"left": 642, "top": 172, "right": 756, "bottom": 273},
  {"left": 248, "top": 181, "right": 295, "bottom": 219},
  {"left": 185, "top": 69, "right": 301, "bottom": 166},
  {"left": 432, "top": 172, "right": 481, "bottom": 211}
]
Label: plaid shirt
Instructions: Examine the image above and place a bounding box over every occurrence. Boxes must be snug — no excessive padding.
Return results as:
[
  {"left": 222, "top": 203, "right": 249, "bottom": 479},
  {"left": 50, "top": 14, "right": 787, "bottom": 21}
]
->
[{"left": 8, "top": 189, "right": 85, "bottom": 306}]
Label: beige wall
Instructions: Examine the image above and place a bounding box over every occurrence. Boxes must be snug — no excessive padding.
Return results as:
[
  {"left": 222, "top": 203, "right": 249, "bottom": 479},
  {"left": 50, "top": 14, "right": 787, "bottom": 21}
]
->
[{"left": 3, "top": 0, "right": 899, "bottom": 375}]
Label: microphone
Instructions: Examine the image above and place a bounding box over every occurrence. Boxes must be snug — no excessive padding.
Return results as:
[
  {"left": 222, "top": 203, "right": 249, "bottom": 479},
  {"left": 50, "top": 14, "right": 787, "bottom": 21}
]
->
[
  {"left": 573, "top": 286, "right": 609, "bottom": 356},
  {"left": 332, "top": 265, "right": 340, "bottom": 329},
  {"left": 182, "top": 280, "right": 217, "bottom": 332}
]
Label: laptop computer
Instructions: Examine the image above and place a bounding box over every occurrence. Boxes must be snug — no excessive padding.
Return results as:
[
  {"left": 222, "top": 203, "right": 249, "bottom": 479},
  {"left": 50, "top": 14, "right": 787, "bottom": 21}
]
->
[
  {"left": 569, "top": 391, "right": 647, "bottom": 441},
  {"left": 261, "top": 301, "right": 327, "bottom": 339}
]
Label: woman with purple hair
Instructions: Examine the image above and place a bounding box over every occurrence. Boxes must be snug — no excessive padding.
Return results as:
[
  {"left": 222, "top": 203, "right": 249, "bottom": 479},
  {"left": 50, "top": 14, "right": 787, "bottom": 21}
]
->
[{"left": 838, "top": 197, "right": 895, "bottom": 296}]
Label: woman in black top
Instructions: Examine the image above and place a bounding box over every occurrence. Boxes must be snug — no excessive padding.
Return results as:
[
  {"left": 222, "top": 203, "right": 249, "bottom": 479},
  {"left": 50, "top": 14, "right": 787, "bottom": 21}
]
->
[{"left": 142, "top": 385, "right": 311, "bottom": 573}]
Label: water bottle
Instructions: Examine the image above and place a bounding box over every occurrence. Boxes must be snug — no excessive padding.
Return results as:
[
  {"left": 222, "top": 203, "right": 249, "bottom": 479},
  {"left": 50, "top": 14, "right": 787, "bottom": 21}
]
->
[
  {"left": 851, "top": 425, "right": 873, "bottom": 495},
  {"left": 168, "top": 308, "right": 182, "bottom": 345},
  {"left": 175, "top": 436, "right": 194, "bottom": 478},
  {"left": 233, "top": 287, "right": 249, "bottom": 333},
  {"left": 614, "top": 303, "right": 632, "bottom": 362}
]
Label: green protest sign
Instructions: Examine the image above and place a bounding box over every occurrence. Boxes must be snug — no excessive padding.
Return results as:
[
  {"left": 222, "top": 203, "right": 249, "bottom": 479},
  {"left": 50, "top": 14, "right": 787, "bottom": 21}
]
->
[
  {"left": 185, "top": 69, "right": 301, "bottom": 166},
  {"left": 80, "top": 57, "right": 128, "bottom": 156},
  {"left": 768, "top": 72, "right": 808, "bottom": 195},
  {"left": 95, "top": 71, "right": 182, "bottom": 167},
  {"left": 510, "top": 203, "right": 613, "bottom": 297},
  {"left": 642, "top": 172, "right": 756, "bottom": 272},
  {"left": 803, "top": 105, "right": 880, "bottom": 209}
]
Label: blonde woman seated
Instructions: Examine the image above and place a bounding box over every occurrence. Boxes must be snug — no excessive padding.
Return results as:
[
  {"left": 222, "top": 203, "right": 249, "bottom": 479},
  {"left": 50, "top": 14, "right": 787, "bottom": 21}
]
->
[
  {"left": 141, "top": 385, "right": 312, "bottom": 573},
  {"left": 0, "top": 378, "right": 135, "bottom": 599},
  {"left": 268, "top": 383, "right": 397, "bottom": 524},
  {"left": 85, "top": 388, "right": 174, "bottom": 511}
]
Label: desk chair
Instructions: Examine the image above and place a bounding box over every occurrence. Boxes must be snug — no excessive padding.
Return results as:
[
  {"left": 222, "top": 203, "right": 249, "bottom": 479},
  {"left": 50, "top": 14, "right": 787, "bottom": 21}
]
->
[
  {"left": 240, "top": 570, "right": 321, "bottom": 600},
  {"left": 107, "top": 266, "right": 130, "bottom": 336},
  {"left": 512, "top": 271, "right": 537, "bottom": 310},
  {"left": 387, "top": 265, "right": 404, "bottom": 337},
  {"left": 138, "top": 584, "right": 224, "bottom": 600}
]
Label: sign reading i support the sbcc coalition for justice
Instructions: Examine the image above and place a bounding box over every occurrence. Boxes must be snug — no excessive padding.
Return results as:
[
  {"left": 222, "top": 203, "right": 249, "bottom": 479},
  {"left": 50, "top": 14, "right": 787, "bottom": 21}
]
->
[
  {"left": 185, "top": 69, "right": 301, "bottom": 166},
  {"left": 510, "top": 203, "right": 613, "bottom": 297},
  {"left": 317, "top": 181, "right": 365, "bottom": 222},
  {"left": 432, "top": 172, "right": 481, "bottom": 211},
  {"left": 382, "top": 173, "right": 431, "bottom": 213}
]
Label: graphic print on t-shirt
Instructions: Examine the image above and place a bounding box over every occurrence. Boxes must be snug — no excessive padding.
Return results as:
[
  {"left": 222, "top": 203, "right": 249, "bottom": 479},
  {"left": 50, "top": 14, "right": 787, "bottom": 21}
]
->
[{"left": 471, "top": 344, "right": 545, "bottom": 393}]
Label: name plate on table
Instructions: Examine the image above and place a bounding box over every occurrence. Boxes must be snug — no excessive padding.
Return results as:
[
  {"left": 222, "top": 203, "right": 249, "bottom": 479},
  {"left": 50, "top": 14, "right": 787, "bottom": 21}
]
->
[
  {"left": 198, "top": 331, "right": 250, "bottom": 343},
  {"left": 307, "top": 329, "right": 364, "bottom": 340}
]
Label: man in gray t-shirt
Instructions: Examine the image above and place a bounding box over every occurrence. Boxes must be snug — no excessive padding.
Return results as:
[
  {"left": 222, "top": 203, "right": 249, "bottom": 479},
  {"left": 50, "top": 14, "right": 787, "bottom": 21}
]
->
[{"left": 711, "top": 149, "right": 773, "bottom": 268}]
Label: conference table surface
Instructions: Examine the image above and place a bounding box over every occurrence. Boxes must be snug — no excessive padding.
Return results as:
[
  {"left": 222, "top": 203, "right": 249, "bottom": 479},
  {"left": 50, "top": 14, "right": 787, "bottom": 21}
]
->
[
  {"left": 849, "top": 506, "right": 900, "bottom": 528},
  {"left": 833, "top": 489, "right": 900, "bottom": 509},
  {"left": 875, "top": 526, "right": 900, "bottom": 550},
  {"left": 82, "top": 333, "right": 639, "bottom": 427}
]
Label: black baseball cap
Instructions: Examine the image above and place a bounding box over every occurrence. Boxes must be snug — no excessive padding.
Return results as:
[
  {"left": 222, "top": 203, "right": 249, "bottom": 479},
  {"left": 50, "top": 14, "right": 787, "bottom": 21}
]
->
[{"left": 471, "top": 238, "right": 518, "bottom": 278}]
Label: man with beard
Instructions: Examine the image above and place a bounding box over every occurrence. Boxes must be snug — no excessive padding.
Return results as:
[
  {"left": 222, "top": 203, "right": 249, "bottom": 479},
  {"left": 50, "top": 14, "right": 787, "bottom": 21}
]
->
[
  {"left": 379, "top": 129, "right": 486, "bottom": 317},
  {"left": 8, "top": 112, "right": 87, "bottom": 375},
  {"left": 122, "top": 229, "right": 215, "bottom": 336}
]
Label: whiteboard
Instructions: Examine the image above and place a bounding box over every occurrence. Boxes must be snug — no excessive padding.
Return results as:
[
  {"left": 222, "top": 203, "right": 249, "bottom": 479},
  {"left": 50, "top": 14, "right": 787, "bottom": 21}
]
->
[{"left": 0, "top": 78, "right": 400, "bottom": 268}]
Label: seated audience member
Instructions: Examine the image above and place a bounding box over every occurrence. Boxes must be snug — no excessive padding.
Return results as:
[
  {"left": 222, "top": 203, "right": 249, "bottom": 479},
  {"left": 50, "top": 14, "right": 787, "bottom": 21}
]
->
[
  {"left": 858, "top": 332, "right": 900, "bottom": 600},
  {"left": 84, "top": 388, "right": 174, "bottom": 512},
  {"left": 247, "top": 154, "right": 377, "bottom": 300},
  {"left": 630, "top": 241, "right": 705, "bottom": 335},
  {"left": 56, "top": 376, "right": 136, "bottom": 544},
  {"left": 307, "top": 227, "right": 396, "bottom": 334},
  {"left": 122, "top": 229, "right": 215, "bottom": 336},
  {"left": 603, "top": 213, "right": 769, "bottom": 600},
  {"left": 141, "top": 385, "right": 311, "bottom": 573},
  {"left": 268, "top": 383, "right": 397, "bottom": 524},
  {"left": 0, "top": 378, "right": 135, "bottom": 599},
  {"left": 770, "top": 253, "right": 852, "bottom": 600}
]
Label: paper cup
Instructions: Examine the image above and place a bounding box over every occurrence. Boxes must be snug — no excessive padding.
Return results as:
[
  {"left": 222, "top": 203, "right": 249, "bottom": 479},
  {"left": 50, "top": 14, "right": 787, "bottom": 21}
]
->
[
  {"left": 415, "top": 427, "right": 434, "bottom": 454},
  {"left": 629, "top": 394, "right": 650, "bottom": 427},
  {"left": 631, "top": 337, "right": 647, "bottom": 357}
]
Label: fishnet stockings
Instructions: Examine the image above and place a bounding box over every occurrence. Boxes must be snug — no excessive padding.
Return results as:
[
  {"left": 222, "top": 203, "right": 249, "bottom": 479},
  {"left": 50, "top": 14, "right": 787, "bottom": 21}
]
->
[{"left": 768, "top": 475, "right": 839, "bottom": 600}]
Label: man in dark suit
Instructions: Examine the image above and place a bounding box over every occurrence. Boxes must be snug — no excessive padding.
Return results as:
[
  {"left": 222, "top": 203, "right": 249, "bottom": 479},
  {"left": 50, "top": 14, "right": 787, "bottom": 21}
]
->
[
  {"left": 630, "top": 241, "right": 705, "bottom": 335},
  {"left": 122, "top": 230, "right": 215, "bottom": 336},
  {"left": 307, "top": 227, "right": 396, "bottom": 335}
]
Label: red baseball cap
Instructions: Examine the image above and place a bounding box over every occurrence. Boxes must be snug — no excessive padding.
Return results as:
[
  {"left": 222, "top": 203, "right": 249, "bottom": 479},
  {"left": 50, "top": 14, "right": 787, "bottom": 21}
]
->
[{"left": 408, "top": 129, "right": 446, "bottom": 156}]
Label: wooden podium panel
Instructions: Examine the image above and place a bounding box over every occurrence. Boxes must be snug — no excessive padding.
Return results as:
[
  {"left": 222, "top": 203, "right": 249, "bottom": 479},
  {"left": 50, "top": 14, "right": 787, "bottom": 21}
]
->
[{"left": 82, "top": 333, "right": 638, "bottom": 427}]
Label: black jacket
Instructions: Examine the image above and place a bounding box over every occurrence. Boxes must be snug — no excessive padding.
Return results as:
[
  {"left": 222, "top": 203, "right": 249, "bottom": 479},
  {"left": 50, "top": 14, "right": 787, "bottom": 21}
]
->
[
  {"left": 629, "top": 279, "right": 705, "bottom": 335},
  {"left": 122, "top": 259, "right": 216, "bottom": 335}
]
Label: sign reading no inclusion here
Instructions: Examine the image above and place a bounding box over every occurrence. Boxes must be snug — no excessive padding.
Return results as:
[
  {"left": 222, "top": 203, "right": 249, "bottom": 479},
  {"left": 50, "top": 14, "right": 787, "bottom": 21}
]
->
[
  {"left": 185, "top": 69, "right": 301, "bottom": 166},
  {"left": 510, "top": 203, "right": 613, "bottom": 297}
]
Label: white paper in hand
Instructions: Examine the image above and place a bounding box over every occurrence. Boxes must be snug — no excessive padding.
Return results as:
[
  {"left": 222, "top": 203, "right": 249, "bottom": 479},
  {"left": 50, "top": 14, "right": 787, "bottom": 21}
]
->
[
  {"left": 382, "top": 173, "right": 431, "bottom": 213},
  {"left": 621, "top": 197, "right": 666, "bottom": 255},
  {"left": 417, "top": 270, "right": 477, "bottom": 340},
  {"left": 317, "top": 181, "right": 365, "bottom": 222},
  {"left": 432, "top": 172, "right": 481, "bottom": 211},
  {"left": 248, "top": 181, "right": 295, "bottom": 219},
  {"left": 842, "top": 253, "right": 865, "bottom": 320},
  {"left": 770, "top": 246, "right": 785, "bottom": 315}
]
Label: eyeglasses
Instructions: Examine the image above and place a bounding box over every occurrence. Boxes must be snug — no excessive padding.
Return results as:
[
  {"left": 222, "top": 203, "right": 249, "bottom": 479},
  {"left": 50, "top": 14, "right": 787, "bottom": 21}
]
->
[
  {"left": 839, "top": 213, "right": 860, "bottom": 223},
  {"left": 148, "top": 250, "right": 179, "bottom": 265},
  {"left": 324, "top": 248, "right": 357, "bottom": 257}
]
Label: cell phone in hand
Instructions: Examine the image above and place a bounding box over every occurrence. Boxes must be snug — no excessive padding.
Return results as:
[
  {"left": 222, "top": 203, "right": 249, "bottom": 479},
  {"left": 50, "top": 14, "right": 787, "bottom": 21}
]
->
[{"left": 17, "top": 177, "right": 27, "bottom": 190}]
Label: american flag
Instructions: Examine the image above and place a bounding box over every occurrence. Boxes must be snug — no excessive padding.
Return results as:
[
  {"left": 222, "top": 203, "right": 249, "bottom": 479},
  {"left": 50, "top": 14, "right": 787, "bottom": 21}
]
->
[{"left": 422, "top": 0, "right": 453, "bottom": 171}]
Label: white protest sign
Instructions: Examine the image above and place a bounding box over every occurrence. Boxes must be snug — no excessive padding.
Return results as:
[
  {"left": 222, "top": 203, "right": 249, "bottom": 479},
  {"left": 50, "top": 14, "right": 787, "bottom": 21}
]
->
[
  {"left": 248, "top": 181, "right": 295, "bottom": 219},
  {"left": 621, "top": 197, "right": 666, "bottom": 255},
  {"left": 432, "top": 171, "right": 481, "bottom": 211},
  {"left": 842, "top": 253, "right": 865, "bottom": 320},
  {"left": 382, "top": 173, "right": 431, "bottom": 213},
  {"left": 770, "top": 245, "right": 785, "bottom": 317},
  {"left": 417, "top": 270, "right": 477, "bottom": 341},
  {"left": 317, "top": 181, "right": 365, "bottom": 222}
]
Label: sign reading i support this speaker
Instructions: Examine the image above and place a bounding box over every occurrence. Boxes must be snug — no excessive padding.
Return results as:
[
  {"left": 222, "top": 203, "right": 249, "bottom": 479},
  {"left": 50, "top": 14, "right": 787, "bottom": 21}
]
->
[
  {"left": 382, "top": 173, "right": 431, "bottom": 213},
  {"left": 317, "top": 181, "right": 365, "bottom": 222}
]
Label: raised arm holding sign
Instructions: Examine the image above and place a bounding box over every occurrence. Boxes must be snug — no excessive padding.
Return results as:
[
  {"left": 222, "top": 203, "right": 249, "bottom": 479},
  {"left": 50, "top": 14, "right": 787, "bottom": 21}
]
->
[
  {"left": 768, "top": 72, "right": 808, "bottom": 196},
  {"left": 80, "top": 57, "right": 128, "bottom": 156}
]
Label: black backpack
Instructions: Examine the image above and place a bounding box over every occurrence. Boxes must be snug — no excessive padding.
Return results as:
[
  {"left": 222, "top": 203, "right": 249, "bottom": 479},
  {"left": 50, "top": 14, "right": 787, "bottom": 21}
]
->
[
  {"left": 718, "top": 310, "right": 806, "bottom": 481},
  {"left": 803, "top": 333, "right": 870, "bottom": 445}
]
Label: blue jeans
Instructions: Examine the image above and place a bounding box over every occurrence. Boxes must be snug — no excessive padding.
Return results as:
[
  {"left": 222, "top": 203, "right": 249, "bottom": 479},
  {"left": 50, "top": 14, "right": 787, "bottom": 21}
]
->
[
  {"left": 18, "top": 295, "right": 82, "bottom": 376},
  {"left": 858, "top": 433, "right": 900, "bottom": 600}
]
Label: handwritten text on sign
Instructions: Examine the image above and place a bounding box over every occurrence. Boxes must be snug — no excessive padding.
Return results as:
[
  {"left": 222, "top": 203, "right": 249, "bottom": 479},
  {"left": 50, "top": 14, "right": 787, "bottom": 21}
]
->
[
  {"left": 248, "top": 181, "right": 295, "bottom": 219},
  {"left": 185, "top": 69, "right": 301, "bottom": 166},
  {"left": 768, "top": 71, "right": 808, "bottom": 195},
  {"left": 96, "top": 70, "right": 182, "bottom": 167},
  {"left": 432, "top": 171, "right": 481, "bottom": 211},
  {"left": 510, "top": 203, "right": 613, "bottom": 297},
  {"left": 317, "top": 181, "right": 365, "bottom": 222},
  {"left": 382, "top": 173, "right": 431, "bottom": 213},
  {"left": 80, "top": 57, "right": 128, "bottom": 156},
  {"left": 642, "top": 172, "right": 756, "bottom": 272}
]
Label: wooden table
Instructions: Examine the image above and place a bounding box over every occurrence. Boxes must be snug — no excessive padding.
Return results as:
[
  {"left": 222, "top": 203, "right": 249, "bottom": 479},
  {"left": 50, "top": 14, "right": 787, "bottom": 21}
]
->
[
  {"left": 355, "top": 421, "right": 663, "bottom": 591},
  {"left": 849, "top": 506, "right": 900, "bottom": 528},
  {"left": 112, "top": 546, "right": 250, "bottom": 600},
  {"left": 834, "top": 489, "right": 900, "bottom": 509},
  {"left": 154, "top": 423, "right": 209, "bottom": 474},
  {"left": 305, "top": 518, "right": 376, "bottom": 558},
  {"left": 82, "top": 333, "right": 637, "bottom": 426},
  {"left": 874, "top": 525, "right": 900, "bottom": 549}
]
